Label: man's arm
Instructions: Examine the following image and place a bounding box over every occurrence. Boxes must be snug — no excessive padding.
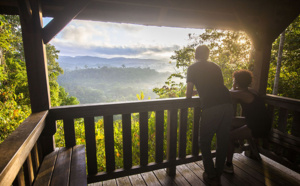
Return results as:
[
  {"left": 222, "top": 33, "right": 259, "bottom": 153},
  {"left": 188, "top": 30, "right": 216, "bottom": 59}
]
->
[{"left": 186, "top": 82, "right": 194, "bottom": 98}]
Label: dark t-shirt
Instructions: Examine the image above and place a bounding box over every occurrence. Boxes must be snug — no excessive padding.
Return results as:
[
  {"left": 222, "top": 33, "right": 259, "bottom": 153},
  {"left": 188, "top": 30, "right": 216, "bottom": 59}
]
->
[
  {"left": 241, "top": 93, "right": 272, "bottom": 138},
  {"left": 186, "top": 61, "right": 231, "bottom": 109}
]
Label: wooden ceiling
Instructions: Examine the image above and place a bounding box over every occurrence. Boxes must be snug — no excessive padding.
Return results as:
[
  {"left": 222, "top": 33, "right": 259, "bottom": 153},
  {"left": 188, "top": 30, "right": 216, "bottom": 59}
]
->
[{"left": 1, "top": 0, "right": 299, "bottom": 41}]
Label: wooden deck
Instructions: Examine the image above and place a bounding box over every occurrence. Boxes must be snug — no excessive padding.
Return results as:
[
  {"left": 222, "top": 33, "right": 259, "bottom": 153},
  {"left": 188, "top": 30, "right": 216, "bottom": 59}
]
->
[{"left": 89, "top": 153, "right": 300, "bottom": 186}]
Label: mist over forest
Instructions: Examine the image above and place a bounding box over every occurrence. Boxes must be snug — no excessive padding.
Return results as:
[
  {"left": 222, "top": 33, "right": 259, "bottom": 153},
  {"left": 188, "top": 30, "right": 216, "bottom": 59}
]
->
[{"left": 57, "top": 56, "right": 173, "bottom": 104}]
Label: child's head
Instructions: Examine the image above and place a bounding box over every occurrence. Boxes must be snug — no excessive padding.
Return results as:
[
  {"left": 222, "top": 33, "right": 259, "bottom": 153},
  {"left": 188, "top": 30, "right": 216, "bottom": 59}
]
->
[{"left": 232, "top": 70, "right": 253, "bottom": 89}]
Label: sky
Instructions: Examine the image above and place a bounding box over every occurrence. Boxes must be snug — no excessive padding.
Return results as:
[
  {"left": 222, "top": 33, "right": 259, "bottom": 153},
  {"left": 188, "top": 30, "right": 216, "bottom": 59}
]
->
[{"left": 43, "top": 18, "right": 204, "bottom": 60}]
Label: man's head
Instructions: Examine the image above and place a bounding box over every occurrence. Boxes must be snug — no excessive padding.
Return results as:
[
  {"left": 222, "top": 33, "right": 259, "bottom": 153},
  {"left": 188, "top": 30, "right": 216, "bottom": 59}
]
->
[
  {"left": 232, "top": 70, "right": 253, "bottom": 89},
  {"left": 195, "top": 45, "right": 209, "bottom": 62}
]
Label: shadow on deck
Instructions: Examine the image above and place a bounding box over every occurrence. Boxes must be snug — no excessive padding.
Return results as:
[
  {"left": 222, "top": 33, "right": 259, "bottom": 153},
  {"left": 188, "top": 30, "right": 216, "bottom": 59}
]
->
[{"left": 90, "top": 153, "right": 300, "bottom": 186}]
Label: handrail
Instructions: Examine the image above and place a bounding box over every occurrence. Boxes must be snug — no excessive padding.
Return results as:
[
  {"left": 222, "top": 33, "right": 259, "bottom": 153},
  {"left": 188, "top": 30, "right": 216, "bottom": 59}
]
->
[
  {"left": 0, "top": 111, "right": 48, "bottom": 186},
  {"left": 50, "top": 97, "right": 201, "bottom": 119},
  {"left": 264, "top": 94, "right": 300, "bottom": 112}
]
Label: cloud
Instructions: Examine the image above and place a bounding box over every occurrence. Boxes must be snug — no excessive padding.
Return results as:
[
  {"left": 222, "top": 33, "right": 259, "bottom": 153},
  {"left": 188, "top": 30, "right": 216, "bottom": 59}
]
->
[
  {"left": 49, "top": 19, "right": 204, "bottom": 59},
  {"left": 52, "top": 38, "right": 180, "bottom": 59},
  {"left": 91, "top": 45, "right": 180, "bottom": 55}
]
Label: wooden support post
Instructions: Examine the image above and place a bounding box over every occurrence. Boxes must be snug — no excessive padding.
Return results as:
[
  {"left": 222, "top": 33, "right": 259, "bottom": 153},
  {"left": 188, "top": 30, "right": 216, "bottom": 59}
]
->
[
  {"left": 251, "top": 39, "right": 273, "bottom": 96},
  {"left": 18, "top": 0, "right": 51, "bottom": 113}
]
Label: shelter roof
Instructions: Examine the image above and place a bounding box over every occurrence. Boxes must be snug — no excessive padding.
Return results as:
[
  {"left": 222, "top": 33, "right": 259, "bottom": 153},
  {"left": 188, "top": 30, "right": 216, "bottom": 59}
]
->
[{"left": 1, "top": 0, "right": 299, "bottom": 40}]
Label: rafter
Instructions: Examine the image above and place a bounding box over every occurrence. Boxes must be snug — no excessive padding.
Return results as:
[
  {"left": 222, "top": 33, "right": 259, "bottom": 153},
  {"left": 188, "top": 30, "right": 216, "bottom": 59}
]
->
[{"left": 42, "top": 0, "right": 91, "bottom": 44}]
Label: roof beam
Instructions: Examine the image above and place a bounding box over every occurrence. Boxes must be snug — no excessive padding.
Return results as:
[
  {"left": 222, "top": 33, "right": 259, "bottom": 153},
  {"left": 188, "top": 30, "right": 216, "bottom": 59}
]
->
[{"left": 42, "top": 0, "right": 91, "bottom": 44}]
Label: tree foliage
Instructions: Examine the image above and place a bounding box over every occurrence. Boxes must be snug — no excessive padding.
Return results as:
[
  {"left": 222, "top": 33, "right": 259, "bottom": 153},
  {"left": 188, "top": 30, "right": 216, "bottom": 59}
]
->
[
  {"left": 154, "top": 29, "right": 252, "bottom": 98},
  {"left": 268, "top": 15, "right": 300, "bottom": 99},
  {"left": 0, "top": 15, "right": 78, "bottom": 143}
]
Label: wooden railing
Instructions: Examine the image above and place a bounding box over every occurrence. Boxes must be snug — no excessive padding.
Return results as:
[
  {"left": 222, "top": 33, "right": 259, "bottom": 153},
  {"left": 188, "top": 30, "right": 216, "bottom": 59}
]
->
[
  {"left": 1, "top": 95, "right": 299, "bottom": 185},
  {"left": 49, "top": 97, "right": 203, "bottom": 183},
  {"left": 0, "top": 111, "right": 48, "bottom": 186},
  {"left": 260, "top": 94, "right": 300, "bottom": 172}
]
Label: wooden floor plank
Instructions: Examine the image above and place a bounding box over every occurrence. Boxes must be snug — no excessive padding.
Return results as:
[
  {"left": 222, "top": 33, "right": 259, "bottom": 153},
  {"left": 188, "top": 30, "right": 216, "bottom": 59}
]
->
[
  {"left": 171, "top": 169, "right": 192, "bottom": 186},
  {"left": 70, "top": 145, "right": 87, "bottom": 186},
  {"left": 176, "top": 164, "right": 205, "bottom": 186},
  {"left": 88, "top": 182, "right": 102, "bottom": 186},
  {"left": 232, "top": 155, "right": 279, "bottom": 186},
  {"left": 50, "top": 148, "right": 72, "bottom": 186},
  {"left": 116, "top": 176, "right": 131, "bottom": 186},
  {"left": 260, "top": 154, "right": 300, "bottom": 185},
  {"left": 87, "top": 154, "right": 299, "bottom": 186},
  {"left": 141, "top": 171, "right": 161, "bottom": 186},
  {"left": 153, "top": 169, "right": 176, "bottom": 186},
  {"left": 185, "top": 162, "right": 232, "bottom": 186},
  {"left": 103, "top": 179, "right": 117, "bottom": 186},
  {"left": 128, "top": 174, "right": 146, "bottom": 185},
  {"left": 232, "top": 163, "right": 265, "bottom": 186},
  {"left": 33, "top": 150, "right": 59, "bottom": 186},
  {"left": 234, "top": 153, "right": 300, "bottom": 186},
  {"left": 196, "top": 160, "right": 248, "bottom": 186}
]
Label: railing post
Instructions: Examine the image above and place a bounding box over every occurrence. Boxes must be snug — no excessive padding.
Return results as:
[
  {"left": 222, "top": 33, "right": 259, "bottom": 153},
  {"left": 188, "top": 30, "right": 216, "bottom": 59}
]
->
[
  {"left": 39, "top": 116, "right": 56, "bottom": 156},
  {"left": 166, "top": 109, "right": 177, "bottom": 177}
]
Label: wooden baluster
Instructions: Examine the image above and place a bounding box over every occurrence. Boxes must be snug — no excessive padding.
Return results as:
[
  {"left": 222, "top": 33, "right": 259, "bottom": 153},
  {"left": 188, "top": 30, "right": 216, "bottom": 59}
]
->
[
  {"left": 291, "top": 111, "right": 300, "bottom": 137},
  {"left": 264, "top": 104, "right": 275, "bottom": 150},
  {"left": 27, "top": 154, "right": 34, "bottom": 185},
  {"left": 31, "top": 144, "right": 40, "bottom": 176},
  {"left": 166, "top": 109, "right": 178, "bottom": 177},
  {"left": 122, "top": 114, "right": 132, "bottom": 170},
  {"left": 63, "top": 118, "right": 76, "bottom": 147},
  {"left": 277, "top": 108, "right": 288, "bottom": 132},
  {"left": 104, "top": 115, "right": 115, "bottom": 172},
  {"left": 84, "top": 117, "right": 98, "bottom": 175},
  {"left": 179, "top": 108, "right": 188, "bottom": 159},
  {"left": 13, "top": 167, "right": 25, "bottom": 186},
  {"left": 288, "top": 111, "right": 299, "bottom": 170},
  {"left": 192, "top": 107, "right": 201, "bottom": 156},
  {"left": 22, "top": 155, "right": 34, "bottom": 186},
  {"left": 155, "top": 110, "right": 164, "bottom": 163},
  {"left": 275, "top": 108, "right": 289, "bottom": 156},
  {"left": 139, "top": 112, "right": 148, "bottom": 166}
]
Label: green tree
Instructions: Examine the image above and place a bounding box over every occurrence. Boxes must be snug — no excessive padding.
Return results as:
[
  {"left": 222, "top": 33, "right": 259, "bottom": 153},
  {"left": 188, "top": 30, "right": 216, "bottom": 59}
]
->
[
  {"left": 154, "top": 29, "right": 252, "bottom": 98},
  {"left": 0, "top": 15, "right": 30, "bottom": 143},
  {"left": 268, "top": 15, "right": 300, "bottom": 99},
  {"left": 0, "top": 15, "right": 79, "bottom": 143}
]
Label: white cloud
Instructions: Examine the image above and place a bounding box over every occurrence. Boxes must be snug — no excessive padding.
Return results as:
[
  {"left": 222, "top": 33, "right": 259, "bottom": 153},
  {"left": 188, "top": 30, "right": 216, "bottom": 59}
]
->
[{"left": 46, "top": 18, "right": 204, "bottom": 59}]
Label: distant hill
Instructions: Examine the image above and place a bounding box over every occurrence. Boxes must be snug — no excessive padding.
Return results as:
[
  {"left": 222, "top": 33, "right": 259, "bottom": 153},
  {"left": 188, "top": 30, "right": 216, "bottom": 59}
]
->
[
  {"left": 57, "top": 56, "right": 175, "bottom": 73},
  {"left": 57, "top": 66, "right": 171, "bottom": 104}
]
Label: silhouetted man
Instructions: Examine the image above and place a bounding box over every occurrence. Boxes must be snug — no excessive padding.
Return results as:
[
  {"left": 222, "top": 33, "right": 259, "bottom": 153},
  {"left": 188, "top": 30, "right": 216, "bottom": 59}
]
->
[{"left": 186, "top": 45, "right": 232, "bottom": 185}]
